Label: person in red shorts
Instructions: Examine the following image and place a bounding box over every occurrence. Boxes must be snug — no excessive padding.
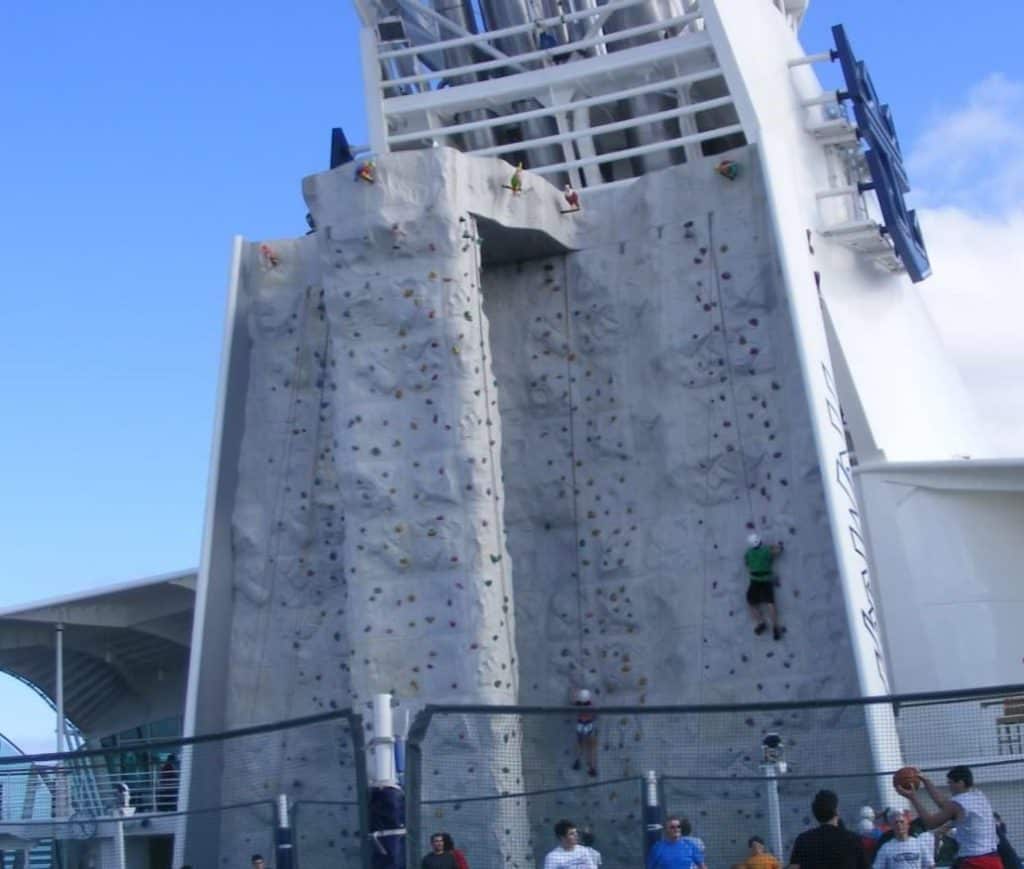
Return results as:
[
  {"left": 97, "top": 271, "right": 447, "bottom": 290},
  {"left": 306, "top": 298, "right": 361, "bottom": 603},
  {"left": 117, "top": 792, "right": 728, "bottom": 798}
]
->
[{"left": 897, "top": 765, "right": 1000, "bottom": 869}]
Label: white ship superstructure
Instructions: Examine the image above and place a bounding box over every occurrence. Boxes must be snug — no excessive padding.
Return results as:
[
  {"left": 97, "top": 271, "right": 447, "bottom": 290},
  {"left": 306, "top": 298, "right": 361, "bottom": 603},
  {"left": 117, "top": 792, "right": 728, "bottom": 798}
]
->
[{"left": 173, "top": 1, "right": 1017, "bottom": 865}]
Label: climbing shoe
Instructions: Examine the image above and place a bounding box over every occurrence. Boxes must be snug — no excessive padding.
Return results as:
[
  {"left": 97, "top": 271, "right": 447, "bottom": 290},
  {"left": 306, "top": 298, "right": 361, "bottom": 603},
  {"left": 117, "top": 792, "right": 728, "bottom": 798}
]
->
[
  {"left": 754, "top": 622, "right": 767, "bottom": 636},
  {"left": 773, "top": 626, "right": 787, "bottom": 641}
]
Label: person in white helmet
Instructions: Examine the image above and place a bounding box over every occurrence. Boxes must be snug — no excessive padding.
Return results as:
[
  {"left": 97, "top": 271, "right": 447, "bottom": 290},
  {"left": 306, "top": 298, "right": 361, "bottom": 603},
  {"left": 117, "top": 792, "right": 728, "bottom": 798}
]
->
[
  {"left": 744, "top": 533, "right": 786, "bottom": 640},
  {"left": 572, "top": 688, "right": 598, "bottom": 777}
]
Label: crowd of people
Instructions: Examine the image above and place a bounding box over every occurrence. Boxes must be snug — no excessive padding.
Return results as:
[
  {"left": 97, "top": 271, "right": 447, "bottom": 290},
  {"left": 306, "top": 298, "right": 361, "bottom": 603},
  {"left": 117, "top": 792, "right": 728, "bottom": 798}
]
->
[{"left": 418, "top": 764, "right": 1021, "bottom": 869}]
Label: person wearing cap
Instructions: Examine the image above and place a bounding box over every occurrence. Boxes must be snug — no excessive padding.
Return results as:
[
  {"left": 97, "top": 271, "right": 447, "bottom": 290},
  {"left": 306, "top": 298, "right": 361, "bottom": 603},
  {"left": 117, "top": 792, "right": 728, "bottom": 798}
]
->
[
  {"left": 571, "top": 688, "right": 598, "bottom": 777},
  {"left": 732, "top": 835, "right": 780, "bottom": 868},
  {"left": 744, "top": 533, "right": 786, "bottom": 640}
]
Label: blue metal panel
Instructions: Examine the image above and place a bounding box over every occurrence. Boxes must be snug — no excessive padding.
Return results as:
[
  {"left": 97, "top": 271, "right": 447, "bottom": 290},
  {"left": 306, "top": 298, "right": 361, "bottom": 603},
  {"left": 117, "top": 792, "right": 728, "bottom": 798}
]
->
[
  {"left": 864, "top": 147, "right": 932, "bottom": 283},
  {"left": 831, "top": 24, "right": 930, "bottom": 282}
]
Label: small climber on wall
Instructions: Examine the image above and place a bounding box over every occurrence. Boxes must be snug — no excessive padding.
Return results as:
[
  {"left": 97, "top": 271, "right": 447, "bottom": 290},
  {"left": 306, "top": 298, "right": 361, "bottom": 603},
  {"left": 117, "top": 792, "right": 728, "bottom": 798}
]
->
[
  {"left": 259, "top": 243, "right": 280, "bottom": 269},
  {"left": 744, "top": 533, "right": 786, "bottom": 641},
  {"left": 505, "top": 163, "right": 524, "bottom": 195},
  {"left": 562, "top": 184, "right": 581, "bottom": 213},
  {"left": 571, "top": 688, "right": 598, "bottom": 777}
]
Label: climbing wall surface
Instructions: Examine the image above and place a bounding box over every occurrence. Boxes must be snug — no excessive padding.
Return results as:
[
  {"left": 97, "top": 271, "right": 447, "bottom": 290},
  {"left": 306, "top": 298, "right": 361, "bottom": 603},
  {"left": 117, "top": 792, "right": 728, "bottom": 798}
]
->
[
  {"left": 217, "top": 231, "right": 361, "bottom": 861},
  {"left": 213, "top": 149, "right": 579, "bottom": 865},
  {"left": 486, "top": 150, "right": 861, "bottom": 707},
  {"left": 481, "top": 148, "right": 877, "bottom": 865},
  {"left": 204, "top": 145, "right": 881, "bottom": 866}
]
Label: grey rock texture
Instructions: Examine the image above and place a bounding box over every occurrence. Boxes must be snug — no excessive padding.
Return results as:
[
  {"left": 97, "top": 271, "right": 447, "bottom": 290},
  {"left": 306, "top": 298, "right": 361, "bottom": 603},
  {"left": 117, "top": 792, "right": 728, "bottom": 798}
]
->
[{"left": 214, "top": 147, "right": 876, "bottom": 867}]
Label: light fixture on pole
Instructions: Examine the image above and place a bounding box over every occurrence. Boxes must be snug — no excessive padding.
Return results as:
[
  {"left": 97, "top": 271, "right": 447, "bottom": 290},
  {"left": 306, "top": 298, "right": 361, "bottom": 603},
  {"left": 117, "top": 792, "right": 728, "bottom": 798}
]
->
[{"left": 760, "top": 732, "right": 787, "bottom": 861}]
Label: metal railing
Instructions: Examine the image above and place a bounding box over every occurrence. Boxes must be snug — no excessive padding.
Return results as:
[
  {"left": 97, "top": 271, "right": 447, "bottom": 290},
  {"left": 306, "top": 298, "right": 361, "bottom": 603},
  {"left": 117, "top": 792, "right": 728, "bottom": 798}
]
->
[
  {"left": 380, "top": 10, "right": 703, "bottom": 92},
  {"left": 363, "top": 0, "right": 751, "bottom": 189},
  {"left": 404, "top": 685, "right": 1024, "bottom": 869},
  {"left": 0, "top": 709, "right": 369, "bottom": 869}
]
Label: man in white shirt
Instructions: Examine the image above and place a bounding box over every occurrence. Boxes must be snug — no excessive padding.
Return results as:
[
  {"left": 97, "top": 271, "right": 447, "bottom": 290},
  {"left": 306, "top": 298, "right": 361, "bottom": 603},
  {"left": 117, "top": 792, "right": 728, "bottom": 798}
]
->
[
  {"left": 896, "top": 765, "right": 1000, "bottom": 869},
  {"left": 543, "top": 819, "right": 598, "bottom": 869},
  {"left": 873, "top": 813, "right": 934, "bottom": 869}
]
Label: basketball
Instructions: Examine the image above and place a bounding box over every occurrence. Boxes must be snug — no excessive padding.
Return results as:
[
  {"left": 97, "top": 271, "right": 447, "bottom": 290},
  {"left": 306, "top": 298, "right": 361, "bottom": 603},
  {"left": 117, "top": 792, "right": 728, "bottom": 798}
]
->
[{"left": 892, "top": 766, "right": 921, "bottom": 791}]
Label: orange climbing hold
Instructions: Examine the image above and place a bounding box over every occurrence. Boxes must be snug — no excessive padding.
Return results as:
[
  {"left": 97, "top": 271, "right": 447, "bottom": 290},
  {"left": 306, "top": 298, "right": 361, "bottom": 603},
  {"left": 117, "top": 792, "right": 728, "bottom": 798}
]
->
[{"left": 354, "top": 160, "right": 376, "bottom": 183}]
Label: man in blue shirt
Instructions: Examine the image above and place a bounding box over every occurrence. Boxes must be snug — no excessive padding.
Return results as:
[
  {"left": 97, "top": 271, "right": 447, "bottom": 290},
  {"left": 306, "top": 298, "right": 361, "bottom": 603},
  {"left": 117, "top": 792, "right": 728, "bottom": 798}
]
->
[{"left": 647, "top": 817, "right": 706, "bottom": 869}]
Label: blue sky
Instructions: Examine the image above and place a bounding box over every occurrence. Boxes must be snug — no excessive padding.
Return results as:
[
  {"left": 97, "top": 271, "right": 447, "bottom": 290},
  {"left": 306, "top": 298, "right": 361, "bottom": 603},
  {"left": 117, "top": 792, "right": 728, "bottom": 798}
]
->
[{"left": 2, "top": 0, "right": 1022, "bottom": 753}]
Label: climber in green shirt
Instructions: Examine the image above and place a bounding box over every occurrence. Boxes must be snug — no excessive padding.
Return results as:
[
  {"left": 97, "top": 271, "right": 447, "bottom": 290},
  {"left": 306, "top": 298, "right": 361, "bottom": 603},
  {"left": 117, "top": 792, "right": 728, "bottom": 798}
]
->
[{"left": 744, "top": 533, "right": 786, "bottom": 641}]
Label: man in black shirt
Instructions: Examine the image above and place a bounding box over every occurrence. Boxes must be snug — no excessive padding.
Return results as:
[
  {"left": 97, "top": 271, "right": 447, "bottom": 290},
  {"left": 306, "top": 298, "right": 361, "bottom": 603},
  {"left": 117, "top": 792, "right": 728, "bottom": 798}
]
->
[
  {"left": 787, "top": 790, "right": 868, "bottom": 869},
  {"left": 422, "top": 833, "right": 457, "bottom": 869}
]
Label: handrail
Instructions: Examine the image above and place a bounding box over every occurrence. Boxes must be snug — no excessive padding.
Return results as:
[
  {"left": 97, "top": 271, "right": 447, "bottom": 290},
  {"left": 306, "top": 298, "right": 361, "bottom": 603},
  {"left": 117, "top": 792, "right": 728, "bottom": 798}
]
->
[
  {"left": 385, "top": 68, "right": 724, "bottom": 141},
  {"left": 469, "top": 96, "right": 735, "bottom": 159},
  {"left": 531, "top": 124, "right": 744, "bottom": 175},
  {"left": 379, "top": 11, "right": 702, "bottom": 91},
  {"left": 417, "top": 683, "right": 1024, "bottom": 716},
  {"left": 377, "top": 0, "right": 660, "bottom": 61}
]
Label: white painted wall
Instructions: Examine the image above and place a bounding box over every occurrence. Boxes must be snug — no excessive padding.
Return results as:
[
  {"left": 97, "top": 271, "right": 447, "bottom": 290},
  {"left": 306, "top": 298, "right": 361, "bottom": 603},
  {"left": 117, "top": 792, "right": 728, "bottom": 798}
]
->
[{"left": 857, "top": 461, "right": 1024, "bottom": 693}]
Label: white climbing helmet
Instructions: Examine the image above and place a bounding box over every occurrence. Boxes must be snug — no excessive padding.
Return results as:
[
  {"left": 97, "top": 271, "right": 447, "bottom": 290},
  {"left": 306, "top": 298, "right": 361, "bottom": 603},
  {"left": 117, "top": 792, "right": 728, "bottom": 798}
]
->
[
  {"left": 860, "top": 806, "right": 876, "bottom": 821},
  {"left": 576, "top": 688, "right": 592, "bottom": 703},
  {"left": 747, "top": 533, "right": 761, "bottom": 548}
]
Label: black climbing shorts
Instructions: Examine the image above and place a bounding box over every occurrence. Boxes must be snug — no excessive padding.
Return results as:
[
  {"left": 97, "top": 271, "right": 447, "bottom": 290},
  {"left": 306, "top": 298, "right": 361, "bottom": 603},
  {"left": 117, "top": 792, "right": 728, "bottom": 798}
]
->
[{"left": 746, "top": 580, "right": 775, "bottom": 606}]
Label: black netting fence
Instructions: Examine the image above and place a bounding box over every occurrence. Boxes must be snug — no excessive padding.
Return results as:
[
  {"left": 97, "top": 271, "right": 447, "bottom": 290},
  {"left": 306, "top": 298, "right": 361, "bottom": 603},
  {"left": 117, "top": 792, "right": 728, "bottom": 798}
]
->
[
  {"left": 0, "top": 709, "right": 367, "bottom": 869},
  {"left": 7, "top": 687, "right": 1024, "bottom": 869},
  {"left": 406, "top": 686, "right": 1024, "bottom": 869}
]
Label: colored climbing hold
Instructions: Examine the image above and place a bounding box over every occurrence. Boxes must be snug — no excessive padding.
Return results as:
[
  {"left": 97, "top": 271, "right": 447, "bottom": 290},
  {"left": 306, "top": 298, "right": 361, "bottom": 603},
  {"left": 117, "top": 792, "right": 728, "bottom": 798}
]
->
[
  {"left": 354, "top": 160, "right": 376, "bottom": 183},
  {"left": 715, "top": 159, "right": 740, "bottom": 180}
]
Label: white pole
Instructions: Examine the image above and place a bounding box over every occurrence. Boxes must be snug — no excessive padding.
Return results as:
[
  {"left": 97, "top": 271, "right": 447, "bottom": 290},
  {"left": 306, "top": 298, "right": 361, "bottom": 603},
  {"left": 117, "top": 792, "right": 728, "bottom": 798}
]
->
[
  {"left": 763, "top": 764, "right": 783, "bottom": 861},
  {"left": 787, "top": 51, "right": 835, "bottom": 67},
  {"left": 113, "top": 795, "right": 135, "bottom": 869},
  {"left": 801, "top": 90, "right": 842, "bottom": 108},
  {"left": 55, "top": 623, "right": 65, "bottom": 753},
  {"left": 371, "top": 693, "right": 396, "bottom": 787},
  {"left": 114, "top": 816, "right": 127, "bottom": 869},
  {"left": 55, "top": 623, "right": 69, "bottom": 819},
  {"left": 359, "top": 27, "right": 389, "bottom": 155}
]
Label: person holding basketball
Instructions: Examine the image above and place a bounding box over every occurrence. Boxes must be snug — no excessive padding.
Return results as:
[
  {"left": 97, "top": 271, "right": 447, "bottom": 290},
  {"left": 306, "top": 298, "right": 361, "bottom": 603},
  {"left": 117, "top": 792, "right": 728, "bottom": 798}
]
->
[{"left": 895, "top": 765, "right": 1000, "bottom": 869}]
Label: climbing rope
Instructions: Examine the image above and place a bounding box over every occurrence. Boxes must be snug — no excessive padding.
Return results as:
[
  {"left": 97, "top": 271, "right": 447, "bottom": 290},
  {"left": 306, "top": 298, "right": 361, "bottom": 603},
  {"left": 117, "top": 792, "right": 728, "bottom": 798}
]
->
[
  {"left": 706, "top": 212, "right": 756, "bottom": 527},
  {"left": 558, "top": 255, "right": 587, "bottom": 677},
  {"left": 249, "top": 279, "right": 334, "bottom": 718}
]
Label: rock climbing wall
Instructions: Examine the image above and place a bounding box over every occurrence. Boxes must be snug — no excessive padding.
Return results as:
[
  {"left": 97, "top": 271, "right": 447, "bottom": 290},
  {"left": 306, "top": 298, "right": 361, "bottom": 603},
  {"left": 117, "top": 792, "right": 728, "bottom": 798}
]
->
[
  {"left": 209, "top": 149, "right": 581, "bottom": 866},
  {"left": 216, "top": 232, "right": 362, "bottom": 862},
  {"left": 199, "top": 146, "right": 880, "bottom": 867},
  {"left": 481, "top": 148, "right": 877, "bottom": 865},
  {"left": 486, "top": 150, "right": 862, "bottom": 709}
]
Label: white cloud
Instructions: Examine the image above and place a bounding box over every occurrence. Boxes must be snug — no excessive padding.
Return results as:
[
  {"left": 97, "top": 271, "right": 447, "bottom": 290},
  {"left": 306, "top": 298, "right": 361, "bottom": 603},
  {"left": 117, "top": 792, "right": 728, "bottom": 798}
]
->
[
  {"left": 909, "top": 73, "right": 1024, "bottom": 214},
  {"left": 916, "top": 208, "right": 1024, "bottom": 455},
  {"left": 906, "top": 77, "right": 1024, "bottom": 457}
]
